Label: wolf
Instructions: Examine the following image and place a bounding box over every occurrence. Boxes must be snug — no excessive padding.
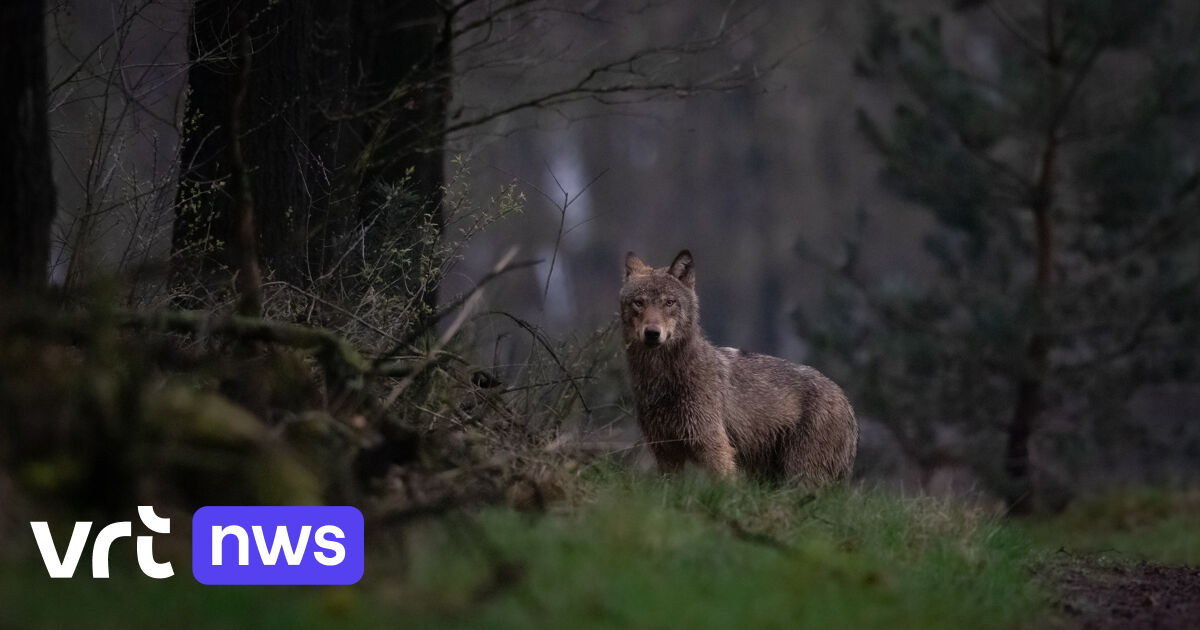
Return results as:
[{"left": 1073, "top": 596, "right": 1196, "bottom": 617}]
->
[{"left": 621, "top": 249, "right": 857, "bottom": 485}]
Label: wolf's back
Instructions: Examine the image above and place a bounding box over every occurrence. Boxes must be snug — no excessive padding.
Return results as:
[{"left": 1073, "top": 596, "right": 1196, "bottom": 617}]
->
[{"left": 720, "top": 348, "right": 858, "bottom": 481}]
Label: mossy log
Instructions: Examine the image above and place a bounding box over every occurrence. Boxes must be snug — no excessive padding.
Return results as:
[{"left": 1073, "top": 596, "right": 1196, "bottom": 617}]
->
[{"left": 2, "top": 308, "right": 417, "bottom": 392}]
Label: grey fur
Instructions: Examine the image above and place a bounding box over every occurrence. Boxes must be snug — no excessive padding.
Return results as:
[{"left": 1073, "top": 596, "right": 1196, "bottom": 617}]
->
[{"left": 621, "top": 250, "right": 858, "bottom": 485}]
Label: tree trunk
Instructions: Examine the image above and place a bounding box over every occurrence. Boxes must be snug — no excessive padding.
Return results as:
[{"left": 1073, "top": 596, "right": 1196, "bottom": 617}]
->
[
  {"left": 173, "top": 0, "right": 451, "bottom": 307},
  {"left": 1006, "top": 2, "right": 1061, "bottom": 513},
  {"left": 342, "top": 0, "right": 451, "bottom": 318},
  {"left": 1005, "top": 336, "right": 1047, "bottom": 513},
  {"left": 0, "top": 0, "right": 56, "bottom": 293},
  {"left": 172, "top": 0, "right": 315, "bottom": 291},
  {"left": 171, "top": 0, "right": 234, "bottom": 292},
  {"left": 347, "top": 0, "right": 449, "bottom": 215}
]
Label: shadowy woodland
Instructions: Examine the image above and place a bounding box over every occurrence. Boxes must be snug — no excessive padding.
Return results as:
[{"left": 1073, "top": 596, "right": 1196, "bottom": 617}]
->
[
  {"left": 1, "top": 0, "right": 1199, "bottom": 625},
  {"left": 3, "top": 0, "right": 775, "bottom": 524}
]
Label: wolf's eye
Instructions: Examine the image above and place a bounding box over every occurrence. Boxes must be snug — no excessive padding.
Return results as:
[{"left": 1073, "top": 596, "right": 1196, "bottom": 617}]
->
[
  {"left": 664, "top": 298, "right": 677, "bottom": 307},
  {"left": 632, "top": 298, "right": 645, "bottom": 308}
]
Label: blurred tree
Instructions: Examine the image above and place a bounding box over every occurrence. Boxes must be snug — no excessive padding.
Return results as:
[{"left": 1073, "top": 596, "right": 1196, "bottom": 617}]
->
[
  {"left": 800, "top": 0, "right": 1200, "bottom": 510},
  {"left": 0, "top": 0, "right": 57, "bottom": 293}
]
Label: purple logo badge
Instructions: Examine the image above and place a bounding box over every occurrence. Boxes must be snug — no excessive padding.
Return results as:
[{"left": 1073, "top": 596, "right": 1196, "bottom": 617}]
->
[{"left": 192, "top": 506, "right": 364, "bottom": 585}]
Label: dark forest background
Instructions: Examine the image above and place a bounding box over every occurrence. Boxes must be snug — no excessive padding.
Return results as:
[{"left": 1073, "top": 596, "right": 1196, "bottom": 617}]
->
[{"left": 2, "top": 0, "right": 1199, "bottom": 535}]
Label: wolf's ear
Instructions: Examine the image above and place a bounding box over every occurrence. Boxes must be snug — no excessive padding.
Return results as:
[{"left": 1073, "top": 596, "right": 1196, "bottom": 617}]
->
[
  {"left": 668, "top": 249, "right": 695, "bottom": 289},
  {"left": 625, "top": 251, "right": 650, "bottom": 280}
]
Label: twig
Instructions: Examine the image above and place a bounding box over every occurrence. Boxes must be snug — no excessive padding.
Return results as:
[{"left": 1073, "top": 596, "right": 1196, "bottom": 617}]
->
[
  {"left": 479, "top": 310, "right": 592, "bottom": 417},
  {"left": 227, "top": 12, "right": 262, "bottom": 318},
  {"left": 376, "top": 248, "right": 519, "bottom": 415},
  {"left": 540, "top": 165, "right": 608, "bottom": 306},
  {"left": 373, "top": 254, "right": 541, "bottom": 367}
]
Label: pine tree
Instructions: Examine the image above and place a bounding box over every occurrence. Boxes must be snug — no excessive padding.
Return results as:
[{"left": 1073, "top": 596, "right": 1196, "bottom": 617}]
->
[{"left": 800, "top": 0, "right": 1200, "bottom": 510}]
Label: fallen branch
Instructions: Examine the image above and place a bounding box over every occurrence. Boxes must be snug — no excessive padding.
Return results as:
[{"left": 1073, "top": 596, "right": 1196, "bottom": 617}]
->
[
  {"left": 1, "top": 307, "right": 413, "bottom": 389},
  {"left": 3, "top": 249, "right": 531, "bottom": 405},
  {"left": 124, "top": 309, "right": 370, "bottom": 382}
]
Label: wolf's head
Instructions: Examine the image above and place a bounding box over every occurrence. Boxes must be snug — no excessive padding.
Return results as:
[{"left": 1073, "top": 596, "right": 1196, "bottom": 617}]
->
[{"left": 620, "top": 250, "right": 698, "bottom": 349}]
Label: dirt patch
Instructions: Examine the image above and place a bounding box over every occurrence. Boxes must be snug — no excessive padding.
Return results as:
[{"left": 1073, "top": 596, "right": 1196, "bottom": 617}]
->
[{"left": 1049, "top": 558, "right": 1200, "bottom": 629}]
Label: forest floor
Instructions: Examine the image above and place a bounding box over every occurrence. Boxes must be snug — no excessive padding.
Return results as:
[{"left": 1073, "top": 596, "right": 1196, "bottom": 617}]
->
[
  {"left": 1047, "top": 558, "right": 1200, "bottom": 629},
  {"left": 1022, "top": 487, "right": 1200, "bottom": 629}
]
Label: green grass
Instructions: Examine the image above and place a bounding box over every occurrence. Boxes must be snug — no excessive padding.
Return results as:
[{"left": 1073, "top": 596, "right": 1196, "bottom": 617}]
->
[
  {"left": 1, "top": 468, "right": 1046, "bottom": 629},
  {"left": 387, "top": 470, "right": 1042, "bottom": 629},
  {"left": 1021, "top": 486, "right": 1200, "bottom": 566},
  {"left": 5, "top": 470, "right": 1198, "bottom": 629},
  {"left": 0, "top": 571, "right": 381, "bottom": 630}
]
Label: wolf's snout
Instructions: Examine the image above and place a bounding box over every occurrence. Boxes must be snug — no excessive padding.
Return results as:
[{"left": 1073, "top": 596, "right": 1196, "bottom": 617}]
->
[{"left": 643, "top": 327, "right": 662, "bottom": 345}]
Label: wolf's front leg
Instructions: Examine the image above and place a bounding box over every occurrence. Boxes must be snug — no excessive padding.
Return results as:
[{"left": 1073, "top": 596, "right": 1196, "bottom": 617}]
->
[
  {"left": 693, "top": 432, "right": 737, "bottom": 479},
  {"left": 648, "top": 440, "right": 687, "bottom": 474}
]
